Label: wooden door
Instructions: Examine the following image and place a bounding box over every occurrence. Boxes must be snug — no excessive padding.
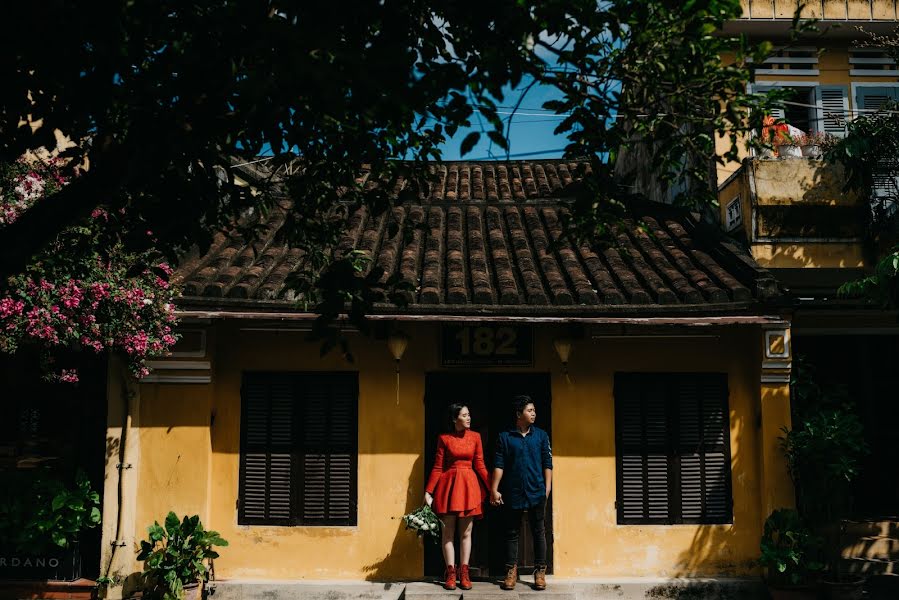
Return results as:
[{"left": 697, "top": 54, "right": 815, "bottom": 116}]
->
[{"left": 424, "top": 373, "right": 553, "bottom": 578}]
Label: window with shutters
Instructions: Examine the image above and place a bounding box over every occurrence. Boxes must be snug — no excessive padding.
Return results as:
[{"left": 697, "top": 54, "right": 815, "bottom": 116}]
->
[
  {"left": 853, "top": 85, "right": 899, "bottom": 201},
  {"left": 755, "top": 47, "right": 819, "bottom": 77},
  {"left": 614, "top": 373, "right": 732, "bottom": 525},
  {"left": 239, "top": 372, "right": 358, "bottom": 526},
  {"left": 849, "top": 48, "right": 899, "bottom": 77}
]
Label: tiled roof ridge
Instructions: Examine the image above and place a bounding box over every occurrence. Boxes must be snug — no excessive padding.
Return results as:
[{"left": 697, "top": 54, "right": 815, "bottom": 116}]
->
[{"left": 175, "top": 194, "right": 779, "bottom": 310}]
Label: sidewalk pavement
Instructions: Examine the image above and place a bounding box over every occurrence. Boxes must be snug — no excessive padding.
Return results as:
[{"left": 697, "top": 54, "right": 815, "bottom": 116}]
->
[{"left": 210, "top": 576, "right": 765, "bottom": 600}]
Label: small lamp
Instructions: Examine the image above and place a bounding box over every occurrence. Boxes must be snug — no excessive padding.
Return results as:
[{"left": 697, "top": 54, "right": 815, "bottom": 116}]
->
[
  {"left": 387, "top": 331, "right": 410, "bottom": 405},
  {"left": 553, "top": 337, "right": 572, "bottom": 383}
]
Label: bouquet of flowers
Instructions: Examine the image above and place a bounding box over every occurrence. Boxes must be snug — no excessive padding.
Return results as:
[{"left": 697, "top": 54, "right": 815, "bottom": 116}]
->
[{"left": 402, "top": 504, "right": 441, "bottom": 541}]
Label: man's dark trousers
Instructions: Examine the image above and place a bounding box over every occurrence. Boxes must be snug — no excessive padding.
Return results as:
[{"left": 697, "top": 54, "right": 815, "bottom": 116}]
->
[
  {"left": 502, "top": 496, "right": 547, "bottom": 567},
  {"left": 494, "top": 425, "right": 552, "bottom": 569}
]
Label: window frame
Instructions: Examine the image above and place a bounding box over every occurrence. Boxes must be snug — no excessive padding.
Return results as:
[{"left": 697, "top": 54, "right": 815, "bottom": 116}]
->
[
  {"left": 238, "top": 371, "right": 359, "bottom": 527},
  {"left": 614, "top": 372, "right": 734, "bottom": 526}
]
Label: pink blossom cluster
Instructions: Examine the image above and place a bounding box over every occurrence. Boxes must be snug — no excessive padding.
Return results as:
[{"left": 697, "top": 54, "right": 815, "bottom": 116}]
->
[
  {"left": 1, "top": 159, "right": 180, "bottom": 382},
  {"left": 0, "top": 160, "right": 67, "bottom": 226},
  {"left": 0, "top": 266, "right": 180, "bottom": 382}
]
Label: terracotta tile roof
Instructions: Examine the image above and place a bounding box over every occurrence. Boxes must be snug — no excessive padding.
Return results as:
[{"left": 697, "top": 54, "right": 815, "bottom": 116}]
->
[{"left": 174, "top": 160, "right": 779, "bottom": 315}]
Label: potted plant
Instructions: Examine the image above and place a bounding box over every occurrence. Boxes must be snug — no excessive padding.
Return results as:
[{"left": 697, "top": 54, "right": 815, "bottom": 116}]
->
[
  {"left": 136, "top": 512, "right": 228, "bottom": 600},
  {"left": 796, "top": 132, "right": 839, "bottom": 158},
  {"left": 758, "top": 508, "right": 823, "bottom": 600},
  {"left": 781, "top": 360, "right": 871, "bottom": 600},
  {"left": 773, "top": 134, "right": 803, "bottom": 158},
  {"left": 0, "top": 468, "right": 101, "bottom": 581}
]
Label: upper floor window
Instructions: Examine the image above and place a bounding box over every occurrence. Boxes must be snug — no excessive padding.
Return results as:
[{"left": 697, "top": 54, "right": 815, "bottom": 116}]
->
[{"left": 849, "top": 48, "right": 899, "bottom": 78}]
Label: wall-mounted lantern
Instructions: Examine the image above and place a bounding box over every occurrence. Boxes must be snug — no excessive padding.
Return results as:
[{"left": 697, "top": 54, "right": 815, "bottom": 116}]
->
[
  {"left": 553, "top": 337, "right": 572, "bottom": 383},
  {"left": 387, "top": 331, "right": 410, "bottom": 405}
]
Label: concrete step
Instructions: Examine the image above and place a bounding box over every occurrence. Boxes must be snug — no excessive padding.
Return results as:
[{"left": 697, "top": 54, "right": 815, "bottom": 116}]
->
[
  {"left": 406, "top": 579, "right": 762, "bottom": 600},
  {"left": 210, "top": 578, "right": 766, "bottom": 600},
  {"left": 841, "top": 535, "right": 899, "bottom": 561},
  {"left": 842, "top": 557, "right": 899, "bottom": 576},
  {"left": 210, "top": 580, "right": 405, "bottom": 600},
  {"left": 841, "top": 519, "right": 899, "bottom": 539}
]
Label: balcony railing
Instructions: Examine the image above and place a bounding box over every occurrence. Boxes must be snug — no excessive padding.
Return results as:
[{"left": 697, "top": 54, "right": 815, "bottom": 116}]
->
[{"left": 740, "top": 0, "right": 899, "bottom": 20}]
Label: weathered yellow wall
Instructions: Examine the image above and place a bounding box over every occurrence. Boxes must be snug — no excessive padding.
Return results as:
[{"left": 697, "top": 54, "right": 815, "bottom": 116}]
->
[
  {"left": 740, "top": 0, "right": 898, "bottom": 20},
  {"left": 751, "top": 242, "right": 866, "bottom": 267},
  {"left": 129, "top": 322, "right": 774, "bottom": 580},
  {"left": 750, "top": 159, "right": 859, "bottom": 207}
]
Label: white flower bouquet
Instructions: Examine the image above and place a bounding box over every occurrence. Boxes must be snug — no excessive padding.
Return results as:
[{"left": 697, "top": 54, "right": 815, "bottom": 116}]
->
[{"left": 402, "top": 504, "right": 442, "bottom": 541}]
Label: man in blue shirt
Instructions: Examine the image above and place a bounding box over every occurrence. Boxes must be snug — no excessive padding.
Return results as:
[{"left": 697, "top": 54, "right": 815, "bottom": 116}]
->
[{"left": 490, "top": 395, "right": 553, "bottom": 591}]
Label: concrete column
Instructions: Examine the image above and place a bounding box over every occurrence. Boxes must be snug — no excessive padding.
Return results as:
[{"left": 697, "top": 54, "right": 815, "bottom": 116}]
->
[
  {"left": 759, "top": 325, "right": 795, "bottom": 519},
  {"left": 99, "top": 355, "right": 142, "bottom": 599}
]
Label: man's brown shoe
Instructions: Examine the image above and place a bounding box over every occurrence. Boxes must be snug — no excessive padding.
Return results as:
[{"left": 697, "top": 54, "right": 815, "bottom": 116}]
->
[
  {"left": 459, "top": 564, "right": 472, "bottom": 590},
  {"left": 443, "top": 565, "right": 457, "bottom": 590},
  {"left": 500, "top": 564, "right": 517, "bottom": 590},
  {"left": 533, "top": 566, "right": 547, "bottom": 591}
]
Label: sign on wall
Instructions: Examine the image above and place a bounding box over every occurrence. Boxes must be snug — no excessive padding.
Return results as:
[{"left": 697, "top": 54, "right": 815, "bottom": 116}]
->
[
  {"left": 725, "top": 195, "right": 743, "bottom": 232},
  {"left": 441, "top": 323, "right": 533, "bottom": 367}
]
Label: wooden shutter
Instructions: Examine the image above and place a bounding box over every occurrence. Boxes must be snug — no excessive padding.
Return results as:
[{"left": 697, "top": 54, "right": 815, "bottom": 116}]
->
[
  {"left": 239, "top": 373, "right": 296, "bottom": 525},
  {"left": 299, "top": 373, "right": 358, "bottom": 525},
  {"left": 615, "top": 374, "right": 671, "bottom": 524},
  {"left": 815, "top": 86, "right": 849, "bottom": 137},
  {"left": 239, "top": 372, "right": 358, "bottom": 526},
  {"left": 615, "top": 373, "right": 732, "bottom": 525},
  {"left": 675, "top": 374, "right": 732, "bottom": 524}
]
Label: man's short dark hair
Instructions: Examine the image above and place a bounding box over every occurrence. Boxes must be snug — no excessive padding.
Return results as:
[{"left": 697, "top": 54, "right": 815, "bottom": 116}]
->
[{"left": 513, "top": 395, "right": 534, "bottom": 418}]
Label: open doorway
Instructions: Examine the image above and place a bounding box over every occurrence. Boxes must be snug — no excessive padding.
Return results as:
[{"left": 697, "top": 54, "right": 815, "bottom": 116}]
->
[{"left": 423, "top": 372, "right": 553, "bottom": 578}]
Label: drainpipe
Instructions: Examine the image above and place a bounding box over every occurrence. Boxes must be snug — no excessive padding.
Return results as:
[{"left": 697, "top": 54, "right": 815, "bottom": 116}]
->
[{"left": 99, "top": 355, "right": 140, "bottom": 599}]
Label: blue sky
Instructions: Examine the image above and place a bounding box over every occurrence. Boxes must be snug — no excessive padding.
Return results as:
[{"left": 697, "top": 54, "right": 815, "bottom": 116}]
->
[{"left": 436, "top": 76, "right": 571, "bottom": 161}]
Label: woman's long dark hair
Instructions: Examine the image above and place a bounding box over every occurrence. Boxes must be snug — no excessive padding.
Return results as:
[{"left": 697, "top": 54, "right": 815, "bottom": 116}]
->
[{"left": 447, "top": 403, "right": 467, "bottom": 432}]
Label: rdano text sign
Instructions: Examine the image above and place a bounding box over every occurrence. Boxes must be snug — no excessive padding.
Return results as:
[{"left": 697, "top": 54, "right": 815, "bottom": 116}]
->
[{"left": 441, "top": 324, "right": 533, "bottom": 367}]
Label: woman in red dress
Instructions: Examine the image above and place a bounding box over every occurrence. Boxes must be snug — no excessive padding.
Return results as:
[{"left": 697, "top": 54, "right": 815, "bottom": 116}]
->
[{"left": 424, "top": 403, "right": 490, "bottom": 591}]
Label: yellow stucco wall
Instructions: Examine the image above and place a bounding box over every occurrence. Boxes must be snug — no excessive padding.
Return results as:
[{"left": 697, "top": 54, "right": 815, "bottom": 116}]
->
[
  {"left": 125, "top": 321, "right": 779, "bottom": 581},
  {"left": 740, "top": 0, "right": 899, "bottom": 20}
]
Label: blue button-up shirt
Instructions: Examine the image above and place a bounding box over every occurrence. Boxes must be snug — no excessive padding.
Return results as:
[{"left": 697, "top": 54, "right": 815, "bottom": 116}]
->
[{"left": 494, "top": 426, "right": 553, "bottom": 509}]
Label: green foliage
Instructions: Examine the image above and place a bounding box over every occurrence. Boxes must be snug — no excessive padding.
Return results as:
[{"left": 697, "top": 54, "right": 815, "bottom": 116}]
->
[
  {"left": 0, "top": 469, "right": 101, "bottom": 554},
  {"left": 826, "top": 102, "right": 899, "bottom": 307},
  {"left": 782, "top": 359, "right": 870, "bottom": 526},
  {"left": 0, "top": 0, "right": 796, "bottom": 340},
  {"left": 758, "top": 508, "right": 824, "bottom": 587},
  {"left": 137, "top": 512, "right": 228, "bottom": 600}
]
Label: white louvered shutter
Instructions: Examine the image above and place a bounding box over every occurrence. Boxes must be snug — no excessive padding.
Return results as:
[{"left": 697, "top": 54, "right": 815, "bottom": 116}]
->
[{"left": 815, "top": 86, "right": 849, "bottom": 136}]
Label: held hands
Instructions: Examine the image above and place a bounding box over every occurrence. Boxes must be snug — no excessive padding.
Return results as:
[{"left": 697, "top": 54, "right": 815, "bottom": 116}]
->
[
  {"left": 490, "top": 490, "right": 503, "bottom": 506},
  {"left": 424, "top": 492, "right": 433, "bottom": 507}
]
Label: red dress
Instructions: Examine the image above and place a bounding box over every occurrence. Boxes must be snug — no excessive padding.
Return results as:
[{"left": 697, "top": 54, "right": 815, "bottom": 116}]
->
[{"left": 426, "top": 429, "right": 490, "bottom": 518}]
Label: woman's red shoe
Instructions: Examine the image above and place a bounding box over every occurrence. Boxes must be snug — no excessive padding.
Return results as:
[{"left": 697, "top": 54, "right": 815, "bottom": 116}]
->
[
  {"left": 459, "top": 564, "right": 472, "bottom": 590},
  {"left": 443, "top": 565, "right": 457, "bottom": 590}
]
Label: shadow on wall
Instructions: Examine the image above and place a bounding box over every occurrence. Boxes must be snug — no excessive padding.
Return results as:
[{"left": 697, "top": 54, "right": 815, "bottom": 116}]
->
[
  {"left": 646, "top": 411, "right": 765, "bottom": 598},
  {"left": 361, "top": 454, "right": 424, "bottom": 581}
]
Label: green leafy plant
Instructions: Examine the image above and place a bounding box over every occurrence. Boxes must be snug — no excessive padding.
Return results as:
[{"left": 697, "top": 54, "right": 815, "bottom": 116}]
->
[
  {"left": 782, "top": 360, "right": 870, "bottom": 526},
  {"left": 758, "top": 508, "right": 823, "bottom": 587},
  {"left": 0, "top": 469, "right": 101, "bottom": 554},
  {"left": 137, "top": 512, "right": 228, "bottom": 600}
]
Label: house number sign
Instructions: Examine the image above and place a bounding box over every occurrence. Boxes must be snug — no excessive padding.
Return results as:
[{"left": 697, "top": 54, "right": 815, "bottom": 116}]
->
[{"left": 441, "top": 324, "right": 533, "bottom": 367}]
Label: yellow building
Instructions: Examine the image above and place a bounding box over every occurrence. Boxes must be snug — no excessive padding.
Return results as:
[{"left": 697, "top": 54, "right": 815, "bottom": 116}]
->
[
  {"left": 97, "top": 161, "right": 800, "bottom": 596},
  {"left": 718, "top": 0, "right": 899, "bottom": 185},
  {"left": 716, "top": 2, "right": 899, "bottom": 590}
]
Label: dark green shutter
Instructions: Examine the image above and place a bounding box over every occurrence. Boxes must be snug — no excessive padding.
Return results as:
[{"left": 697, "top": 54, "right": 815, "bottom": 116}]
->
[
  {"left": 300, "top": 374, "right": 358, "bottom": 525},
  {"left": 239, "top": 374, "right": 296, "bottom": 525},
  {"left": 616, "top": 374, "right": 671, "bottom": 523},
  {"left": 615, "top": 373, "right": 732, "bottom": 525},
  {"left": 675, "top": 374, "right": 731, "bottom": 524},
  {"left": 239, "top": 372, "right": 358, "bottom": 526}
]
